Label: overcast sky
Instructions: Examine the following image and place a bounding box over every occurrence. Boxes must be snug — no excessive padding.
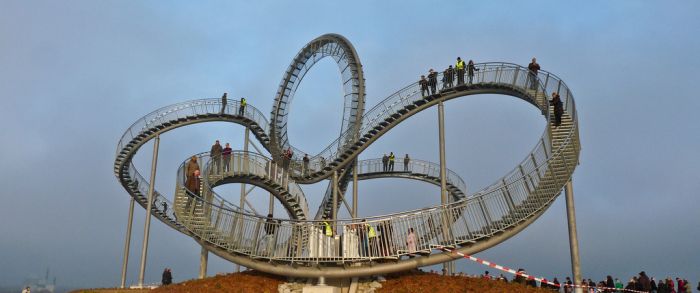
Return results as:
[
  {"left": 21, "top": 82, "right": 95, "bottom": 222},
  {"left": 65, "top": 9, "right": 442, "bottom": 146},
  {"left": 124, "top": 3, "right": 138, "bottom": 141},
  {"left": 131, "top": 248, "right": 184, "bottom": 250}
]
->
[{"left": 1, "top": 0, "right": 699, "bottom": 289}]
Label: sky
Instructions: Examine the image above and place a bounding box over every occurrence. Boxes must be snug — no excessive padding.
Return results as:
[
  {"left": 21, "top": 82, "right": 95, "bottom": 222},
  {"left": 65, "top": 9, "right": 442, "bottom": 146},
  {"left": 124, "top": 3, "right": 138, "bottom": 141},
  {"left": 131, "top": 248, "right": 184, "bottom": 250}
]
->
[{"left": 1, "top": 0, "right": 699, "bottom": 289}]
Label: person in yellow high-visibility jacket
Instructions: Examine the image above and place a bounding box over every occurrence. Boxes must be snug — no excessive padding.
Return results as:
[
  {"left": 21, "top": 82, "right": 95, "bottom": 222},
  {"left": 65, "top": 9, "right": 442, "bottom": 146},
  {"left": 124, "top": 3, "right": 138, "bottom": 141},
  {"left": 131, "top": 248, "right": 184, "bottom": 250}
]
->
[
  {"left": 238, "top": 97, "right": 246, "bottom": 116},
  {"left": 455, "top": 57, "right": 466, "bottom": 85},
  {"left": 367, "top": 221, "right": 377, "bottom": 257},
  {"left": 323, "top": 221, "right": 333, "bottom": 236}
]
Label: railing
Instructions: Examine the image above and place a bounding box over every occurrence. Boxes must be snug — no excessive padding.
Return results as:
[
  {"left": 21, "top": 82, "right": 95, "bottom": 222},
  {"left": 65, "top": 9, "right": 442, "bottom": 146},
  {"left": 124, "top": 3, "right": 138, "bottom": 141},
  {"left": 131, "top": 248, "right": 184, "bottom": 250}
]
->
[
  {"left": 176, "top": 151, "right": 310, "bottom": 220},
  {"left": 116, "top": 98, "right": 271, "bottom": 158},
  {"left": 280, "top": 63, "right": 558, "bottom": 180},
  {"left": 355, "top": 158, "right": 467, "bottom": 197},
  {"left": 157, "top": 62, "right": 579, "bottom": 264}
]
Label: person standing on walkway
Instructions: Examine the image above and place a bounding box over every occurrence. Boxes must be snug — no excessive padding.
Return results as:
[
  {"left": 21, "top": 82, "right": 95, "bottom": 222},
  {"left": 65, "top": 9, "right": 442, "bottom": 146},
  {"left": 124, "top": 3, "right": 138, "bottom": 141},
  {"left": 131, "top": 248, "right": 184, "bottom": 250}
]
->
[
  {"left": 403, "top": 154, "right": 410, "bottom": 171},
  {"left": 427, "top": 69, "right": 438, "bottom": 95},
  {"left": 467, "top": 60, "right": 478, "bottom": 84},
  {"left": 382, "top": 154, "right": 388, "bottom": 172},
  {"left": 210, "top": 140, "right": 223, "bottom": 174},
  {"left": 419, "top": 75, "right": 429, "bottom": 97},
  {"left": 220, "top": 92, "right": 227, "bottom": 115},
  {"left": 456, "top": 57, "right": 466, "bottom": 84},
  {"left": 263, "top": 214, "right": 278, "bottom": 255},
  {"left": 238, "top": 97, "right": 247, "bottom": 116},
  {"left": 528, "top": 57, "right": 540, "bottom": 90},
  {"left": 388, "top": 152, "right": 395, "bottom": 171},
  {"left": 406, "top": 227, "right": 416, "bottom": 256},
  {"left": 302, "top": 154, "right": 310, "bottom": 176},
  {"left": 443, "top": 65, "right": 454, "bottom": 89},
  {"left": 222, "top": 143, "right": 232, "bottom": 173},
  {"left": 550, "top": 92, "right": 563, "bottom": 127},
  {"left": 186, "top": 155, "right": 200, "bottom": 179}
]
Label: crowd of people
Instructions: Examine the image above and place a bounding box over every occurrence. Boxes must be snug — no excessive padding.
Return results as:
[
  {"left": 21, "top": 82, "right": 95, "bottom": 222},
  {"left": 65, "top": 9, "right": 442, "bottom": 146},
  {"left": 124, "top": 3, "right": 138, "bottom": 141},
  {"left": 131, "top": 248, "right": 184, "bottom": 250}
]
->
[
  {"left": 425, "top": 269, "right": 697, "bottom": 293},
  {"left": 418, "top": 57, "right": 563, "bottom": 128}
]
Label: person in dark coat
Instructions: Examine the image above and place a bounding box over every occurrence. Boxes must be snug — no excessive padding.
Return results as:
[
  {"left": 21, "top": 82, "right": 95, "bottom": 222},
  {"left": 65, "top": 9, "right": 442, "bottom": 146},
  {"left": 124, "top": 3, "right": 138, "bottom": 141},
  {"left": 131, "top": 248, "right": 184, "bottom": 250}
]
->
[
  {"left": 162, "top": 268, "right": 172, "bottom": 285},
  {"left": 550, "top": 92, "right": 563, "bottom": 127},
  {"left": 606, "top": 275, "right": 615, "bottom": 292},
  {"left": 382, "top": 154, "right": 388, "bottom": 172},
  {"left": 657, "top": 279, "right": 668, "bottom": 293},
  {"left": 638, "top": 271, "right": 651, "bottom": 292},
  {"left": 210, "top": 140, "right": 223, "bottom": 174},
  {"left": 222, "top": 143, "right": 232, "bottom": 173},
  {"left": 443, "top": 66, "right": 454, "bottom": 89},
  {"left": 650, "top": 277, "right": 658, "bottom": 292},
  {"left": 467, "top": 60, "right": 479, "bottom": 84},
  {"left": 220, "top": 92, "right": 227, "bottom": 115},
  {"left": 528, "top": 57, "right": 540, "bottom": 90},
  {"left": 427, "top": 69, "right": 438, "bottom": 95},
  {"left": 419, "top": 75, "right": 429, "bottom": 97}
]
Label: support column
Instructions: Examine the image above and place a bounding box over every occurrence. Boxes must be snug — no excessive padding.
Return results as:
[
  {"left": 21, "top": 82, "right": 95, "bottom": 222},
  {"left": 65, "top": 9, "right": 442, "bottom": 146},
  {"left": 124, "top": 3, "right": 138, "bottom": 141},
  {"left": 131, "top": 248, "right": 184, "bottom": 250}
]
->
[
  {"left": 269, "top": 193, "right": 274, "bottom": 215},
  {"left": 120, "top": 197, "right": 135, "bottom": 288},
  {"left": 332, "top": 171, "right": 339, "bottom": 230},
  {"left": 199, "top": 246, "right": 208, "bottom": 279},
  {"left": 564, "top": 180, "right": 583, "bottom": 293},
  {"left": 137, "top": 135, "right": 160, "bottom": 287},
  {"left": 437, "top": 101, "right": 452, "bottom": 275},
  {"left": 352, "top": 160, "right": 358, "bottom": 218},
  {"left": 236, "top": 127, "right": 250, "bottom": 273}
]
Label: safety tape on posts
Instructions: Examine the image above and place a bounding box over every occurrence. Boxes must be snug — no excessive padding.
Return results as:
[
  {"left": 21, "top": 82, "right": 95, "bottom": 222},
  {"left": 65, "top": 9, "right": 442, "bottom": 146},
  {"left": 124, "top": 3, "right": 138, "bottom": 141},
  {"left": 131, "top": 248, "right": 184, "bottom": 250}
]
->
[{"left": 434, "top": 246, "right": 646, "bottom": 293}]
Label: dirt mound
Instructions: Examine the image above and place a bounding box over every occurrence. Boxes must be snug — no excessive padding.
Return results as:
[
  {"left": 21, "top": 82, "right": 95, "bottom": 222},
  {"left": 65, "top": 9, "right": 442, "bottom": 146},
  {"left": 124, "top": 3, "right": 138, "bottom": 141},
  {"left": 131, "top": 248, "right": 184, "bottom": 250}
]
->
[
  {"left": 151, "top": 271, "right": 284, "bottom": 293},
  {"left": 378, "top": 271, "right": 553, "bottom": 293}
]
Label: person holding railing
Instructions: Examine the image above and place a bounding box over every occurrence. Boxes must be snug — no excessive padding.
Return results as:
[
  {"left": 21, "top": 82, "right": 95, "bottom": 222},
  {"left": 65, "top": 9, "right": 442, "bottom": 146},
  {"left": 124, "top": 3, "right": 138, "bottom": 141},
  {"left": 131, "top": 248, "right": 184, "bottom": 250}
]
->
[
  {"left": 238, "top": 97, "right": 247, "bottom": 116},
  {"left": 467, "top": 60, "right": 479, "bottom": 84},
  {"left": 456, "top": 57, "right": 466, "bottom": 84},
  {"left": 186, "top": 155, "right": 200, "bottom": 179},
  {"left": 427, "top": 69, "right": 438, "bottom": 95},
  {"left": 210, "top": 140, "right": 223, "bottom": 174},
  {"left": 442, "top": 65, "right": 454, "bottom": 89},
  {"left": 388, "top": 152, "right": 395, "bottom": 171},
  {"left": 528, "top": 57, "right": 541, "bottom": 90},
  {"left": 403, "top": 154, "right": 410, "bottom": 171},
  {"left": 184, "top": 169, "right": 201, "bottom": 213},
  {"left": 406, "top": 227, "right": 416, "bottom": 257},
  {"left": 382, "top": 154, "right": 388, "bottom": 172},
  {"left": 550, "top": 92, "right": 563, "bottom": 128},
  {"left": 419, "top": 75, "right": 429, "bottom": 97},
  {"left": 220, "top": 92, "right": 227, "bottom": 115},
  {"left": 302, "top": 154, "right": 310, "bottom": 176},
  {"left": 262, "top": 214, "right": 279, "bottom": 256},
  {"left": 222, "top": 143, "right": 232, "bottom": 173}
]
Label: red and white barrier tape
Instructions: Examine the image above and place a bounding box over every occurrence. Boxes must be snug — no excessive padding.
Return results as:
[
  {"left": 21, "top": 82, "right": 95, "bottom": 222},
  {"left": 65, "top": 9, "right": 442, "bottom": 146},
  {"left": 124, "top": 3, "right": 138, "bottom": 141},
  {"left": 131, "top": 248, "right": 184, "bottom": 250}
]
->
[{"left": 435, "top": 245, "right": 646, "bottom": 293}]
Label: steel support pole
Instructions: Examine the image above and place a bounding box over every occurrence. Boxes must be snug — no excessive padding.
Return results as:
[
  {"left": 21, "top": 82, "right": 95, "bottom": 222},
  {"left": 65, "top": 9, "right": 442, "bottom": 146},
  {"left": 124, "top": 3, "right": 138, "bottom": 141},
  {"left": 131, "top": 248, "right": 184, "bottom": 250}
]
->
[
  {"left": 332, "top": 171, "right": 339, "bottom": 231},
  {"left": 137, "top": 135, "right": 159, "bottom": 287},
  {"left": 438, "top": 102, "right": 448, "bottom": 204},
  {"left": 234, "top": 127, "right": 250, "bottom": 273},
  {"left": 269, "top": 193, "right": 274, "bottom": 215},
  {"left": 120, "top": 197, "right": 135, "bottom": 288},
  {"left": 437, "top": 101, "right": 452, "bottom": 275},
  {"left": 199, "top": 246, "right": 208, "bottom": 279},
  {"left": 564, "top": 180, "right": 583, "bottom": 293},
  {"left": 352, "top": 160, "right": 358, "bottom": 218}
]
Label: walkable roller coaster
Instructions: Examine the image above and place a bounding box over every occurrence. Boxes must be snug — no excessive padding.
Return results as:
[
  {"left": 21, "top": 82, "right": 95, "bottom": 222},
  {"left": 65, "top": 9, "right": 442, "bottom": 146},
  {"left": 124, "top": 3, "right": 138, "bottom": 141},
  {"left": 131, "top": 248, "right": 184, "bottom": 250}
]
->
[{"left": 114, "top": 34, "right": 581, "bottom": 284}]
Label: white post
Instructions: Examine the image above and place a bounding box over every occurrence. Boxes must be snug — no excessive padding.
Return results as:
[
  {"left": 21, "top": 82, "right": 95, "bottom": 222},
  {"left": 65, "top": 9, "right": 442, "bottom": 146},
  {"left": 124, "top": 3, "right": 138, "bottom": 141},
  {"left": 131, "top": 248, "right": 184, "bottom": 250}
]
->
[
  {"left": 137, "top": 135, "right": 160, "bottom": 287},
  {"left": 120, "top": 197, "right": 135, "bottom": 288},
  {"left": 565, "top": 180, "right": 583, "bottom": 293}
]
